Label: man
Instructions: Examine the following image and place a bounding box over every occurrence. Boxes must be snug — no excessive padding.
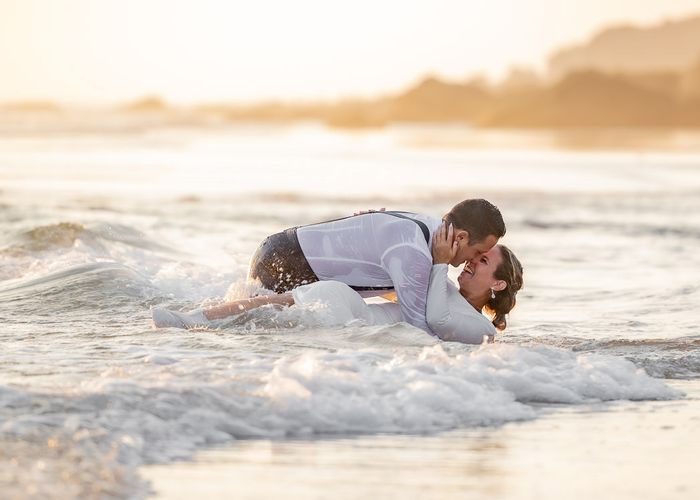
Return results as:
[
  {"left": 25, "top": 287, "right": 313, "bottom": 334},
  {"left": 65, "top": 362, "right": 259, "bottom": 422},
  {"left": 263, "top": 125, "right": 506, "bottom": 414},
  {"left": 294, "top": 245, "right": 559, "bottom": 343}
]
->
[{"left": 248, "top": 198, "right": 505, "bottom": 333}]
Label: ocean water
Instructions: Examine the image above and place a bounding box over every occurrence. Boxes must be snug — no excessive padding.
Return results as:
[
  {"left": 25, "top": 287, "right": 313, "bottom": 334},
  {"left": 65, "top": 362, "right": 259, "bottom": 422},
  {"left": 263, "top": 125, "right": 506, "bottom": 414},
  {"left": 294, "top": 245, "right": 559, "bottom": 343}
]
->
[{"left": 1, "top": 122, "right": 699, "bottom": 498}]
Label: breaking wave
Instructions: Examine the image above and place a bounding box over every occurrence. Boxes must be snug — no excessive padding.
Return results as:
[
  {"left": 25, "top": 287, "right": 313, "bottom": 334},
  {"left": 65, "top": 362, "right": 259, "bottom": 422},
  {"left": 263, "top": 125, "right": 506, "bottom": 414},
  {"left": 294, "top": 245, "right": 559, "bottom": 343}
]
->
[{"left": 0, "top": 343, "right": 681, "bottom": 496}]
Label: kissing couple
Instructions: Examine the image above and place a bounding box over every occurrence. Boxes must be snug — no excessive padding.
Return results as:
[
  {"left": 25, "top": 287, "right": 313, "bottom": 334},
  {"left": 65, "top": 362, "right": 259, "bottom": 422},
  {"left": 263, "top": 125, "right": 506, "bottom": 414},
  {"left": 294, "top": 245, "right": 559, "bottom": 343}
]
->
[{"left": 153, "top": 198, "right": 523, "bottom": 344}]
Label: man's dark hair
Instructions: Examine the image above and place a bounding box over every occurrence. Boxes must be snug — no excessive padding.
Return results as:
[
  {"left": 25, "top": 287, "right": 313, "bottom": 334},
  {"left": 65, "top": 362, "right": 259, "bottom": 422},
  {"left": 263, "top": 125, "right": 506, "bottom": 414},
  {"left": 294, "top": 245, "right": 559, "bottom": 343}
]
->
[{"left": 443, "top": 198, "right": 506, "bottom": 244}]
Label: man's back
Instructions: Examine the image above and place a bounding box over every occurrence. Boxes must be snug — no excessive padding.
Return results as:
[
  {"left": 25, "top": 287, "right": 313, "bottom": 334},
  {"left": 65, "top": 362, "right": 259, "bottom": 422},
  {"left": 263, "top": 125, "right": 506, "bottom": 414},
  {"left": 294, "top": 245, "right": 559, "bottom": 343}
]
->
[{"left": 296, "top": 211, "right": 441, "bottom": 287}]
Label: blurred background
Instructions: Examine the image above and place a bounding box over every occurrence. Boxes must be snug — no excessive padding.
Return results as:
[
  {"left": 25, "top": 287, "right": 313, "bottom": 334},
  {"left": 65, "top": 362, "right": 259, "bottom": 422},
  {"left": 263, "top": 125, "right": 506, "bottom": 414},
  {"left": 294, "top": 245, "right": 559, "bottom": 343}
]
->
[{"left": 2, "top": 0, "right": 700, "bottom": 133}]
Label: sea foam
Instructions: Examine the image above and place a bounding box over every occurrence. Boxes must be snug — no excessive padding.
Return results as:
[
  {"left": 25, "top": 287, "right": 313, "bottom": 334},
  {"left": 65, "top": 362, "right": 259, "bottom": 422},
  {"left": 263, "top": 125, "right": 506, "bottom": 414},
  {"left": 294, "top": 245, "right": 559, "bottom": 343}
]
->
[{"left": 0, "top": 344, "right": 681, "bottom": 487}]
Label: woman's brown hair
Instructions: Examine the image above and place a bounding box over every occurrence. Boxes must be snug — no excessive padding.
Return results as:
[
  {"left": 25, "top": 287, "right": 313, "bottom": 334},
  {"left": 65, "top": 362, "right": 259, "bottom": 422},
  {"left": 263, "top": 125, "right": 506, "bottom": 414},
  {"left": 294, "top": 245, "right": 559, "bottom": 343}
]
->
[{"left": 484, "top": 245, "right": 523, "bottom": 331}]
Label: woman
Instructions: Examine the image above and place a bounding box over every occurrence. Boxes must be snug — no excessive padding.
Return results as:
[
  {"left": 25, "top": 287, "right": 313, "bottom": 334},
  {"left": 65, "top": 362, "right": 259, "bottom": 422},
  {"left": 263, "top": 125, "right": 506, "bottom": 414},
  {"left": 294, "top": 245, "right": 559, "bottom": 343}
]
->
[{"left": 152, "top": 224, "right": 524, "bottom": 344}]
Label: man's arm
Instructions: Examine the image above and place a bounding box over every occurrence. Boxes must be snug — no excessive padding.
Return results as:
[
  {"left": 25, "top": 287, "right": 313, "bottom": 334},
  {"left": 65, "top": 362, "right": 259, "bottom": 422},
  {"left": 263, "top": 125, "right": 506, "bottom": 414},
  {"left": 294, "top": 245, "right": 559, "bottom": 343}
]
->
[
  {"left": 381, "top": 244, "right": 434, "bottom": 333},
  {"left": 425, "top": 264, "right": 495, "bottom": 343},
  {"left": 428, "top": 225, "right": 495, "bottom": 343}
]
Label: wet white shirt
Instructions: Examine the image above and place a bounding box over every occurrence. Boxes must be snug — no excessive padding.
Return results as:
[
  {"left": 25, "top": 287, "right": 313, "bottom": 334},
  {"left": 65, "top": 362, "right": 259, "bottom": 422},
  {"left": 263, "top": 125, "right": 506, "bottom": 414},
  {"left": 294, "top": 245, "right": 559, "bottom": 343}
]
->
[{"left": 296, "top": 212, "right": 441, "bottom": 332}]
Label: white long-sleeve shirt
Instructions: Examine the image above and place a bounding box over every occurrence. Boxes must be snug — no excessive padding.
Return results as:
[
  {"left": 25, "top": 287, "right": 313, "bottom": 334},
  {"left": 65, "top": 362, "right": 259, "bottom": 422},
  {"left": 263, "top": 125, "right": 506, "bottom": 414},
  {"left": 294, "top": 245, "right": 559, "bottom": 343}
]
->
[{"left": 296, "top": 212, "right": 441, "bottom": 333}]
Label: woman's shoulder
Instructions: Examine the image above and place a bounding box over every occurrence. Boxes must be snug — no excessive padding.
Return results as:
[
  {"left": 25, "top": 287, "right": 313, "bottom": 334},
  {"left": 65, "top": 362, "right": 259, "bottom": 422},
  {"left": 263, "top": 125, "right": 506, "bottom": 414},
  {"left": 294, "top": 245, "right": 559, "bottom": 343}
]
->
[{"left": 446, "top": 289, "right": 496, "bottom": 328}]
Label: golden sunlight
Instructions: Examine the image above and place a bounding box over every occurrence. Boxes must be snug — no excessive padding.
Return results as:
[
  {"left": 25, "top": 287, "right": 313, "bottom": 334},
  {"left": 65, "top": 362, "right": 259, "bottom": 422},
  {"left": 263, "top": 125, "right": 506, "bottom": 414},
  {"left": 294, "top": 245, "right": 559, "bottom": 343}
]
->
[{"left": 1, "top": 0, "right": 699, "bottom": 104}]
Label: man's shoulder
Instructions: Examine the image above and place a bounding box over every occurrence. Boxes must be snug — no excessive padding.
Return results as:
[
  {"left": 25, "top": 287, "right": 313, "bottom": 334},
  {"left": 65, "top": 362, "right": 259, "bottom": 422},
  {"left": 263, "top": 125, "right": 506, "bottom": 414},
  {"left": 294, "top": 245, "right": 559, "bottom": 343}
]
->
[{"left": 379, "top": 212, "right": 440, "bottom": 243}]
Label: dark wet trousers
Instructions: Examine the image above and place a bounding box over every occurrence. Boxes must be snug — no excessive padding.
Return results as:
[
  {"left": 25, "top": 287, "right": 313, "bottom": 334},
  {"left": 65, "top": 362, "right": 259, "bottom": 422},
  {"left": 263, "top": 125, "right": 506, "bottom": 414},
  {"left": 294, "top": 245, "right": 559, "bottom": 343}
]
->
[{"left": 248, "top": 228, "right": 319, "bottom": 293}]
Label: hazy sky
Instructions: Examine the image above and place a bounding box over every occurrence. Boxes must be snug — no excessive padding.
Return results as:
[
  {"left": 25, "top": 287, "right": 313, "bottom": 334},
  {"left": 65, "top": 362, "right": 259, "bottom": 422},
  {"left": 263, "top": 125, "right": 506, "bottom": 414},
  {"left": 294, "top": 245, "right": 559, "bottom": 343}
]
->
[{"left": 1, "top": 0, "right": 699, "bottom": 104}]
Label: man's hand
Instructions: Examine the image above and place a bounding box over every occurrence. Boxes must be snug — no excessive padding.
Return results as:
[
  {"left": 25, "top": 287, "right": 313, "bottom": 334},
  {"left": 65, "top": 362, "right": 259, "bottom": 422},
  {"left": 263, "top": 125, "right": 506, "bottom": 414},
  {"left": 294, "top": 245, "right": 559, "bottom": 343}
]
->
[
  {"left": 353, "top": 207, "right": 386, "bottom": 216},
  {"left": 432, "top": 223, "right": 457, "bottom": 264}
]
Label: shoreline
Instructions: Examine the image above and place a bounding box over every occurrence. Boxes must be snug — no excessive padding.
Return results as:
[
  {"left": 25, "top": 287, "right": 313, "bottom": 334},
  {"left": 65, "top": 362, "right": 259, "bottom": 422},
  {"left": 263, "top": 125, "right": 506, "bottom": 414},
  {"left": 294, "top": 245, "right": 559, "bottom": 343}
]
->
[{"left": 142, "top": 379, "right": 699, "bottom": 500}]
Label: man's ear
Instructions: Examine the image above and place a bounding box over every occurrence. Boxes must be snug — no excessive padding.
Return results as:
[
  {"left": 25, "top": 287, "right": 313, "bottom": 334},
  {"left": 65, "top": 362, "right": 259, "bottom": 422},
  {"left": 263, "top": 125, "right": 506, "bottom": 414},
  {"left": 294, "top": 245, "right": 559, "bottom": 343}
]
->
[
  {"left": 456, "top": 230, "right": 469, "bottom": 242},
  {"left": 493, "top": 280, "right": 507, "bottom": 292}
]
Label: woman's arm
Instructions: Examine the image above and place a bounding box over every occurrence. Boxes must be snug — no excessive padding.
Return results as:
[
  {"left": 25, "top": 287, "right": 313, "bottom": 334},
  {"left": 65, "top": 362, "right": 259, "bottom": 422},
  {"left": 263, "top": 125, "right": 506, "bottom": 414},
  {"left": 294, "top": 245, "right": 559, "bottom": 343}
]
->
[
  {"left": 152, "top": 292, "right": 295, "bottom": 330},
  {"left": 203, "top": 293, "right": 294, "bottom": 320}
]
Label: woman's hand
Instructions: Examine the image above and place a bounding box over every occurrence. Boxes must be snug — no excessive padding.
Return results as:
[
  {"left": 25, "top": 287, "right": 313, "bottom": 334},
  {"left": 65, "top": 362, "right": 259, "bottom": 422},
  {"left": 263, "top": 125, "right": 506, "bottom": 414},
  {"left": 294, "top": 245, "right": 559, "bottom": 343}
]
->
[
  {"left": 353, "top": 207, "right": 386, "bottom": 216},
  {"left": 432, "top": 222, "right": 457, "bottom": 264}
]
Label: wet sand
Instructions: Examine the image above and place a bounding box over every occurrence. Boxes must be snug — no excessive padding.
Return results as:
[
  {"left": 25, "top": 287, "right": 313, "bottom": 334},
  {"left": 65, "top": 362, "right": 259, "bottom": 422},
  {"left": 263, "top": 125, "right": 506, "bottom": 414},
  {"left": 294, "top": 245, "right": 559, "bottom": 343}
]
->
[{"left": 142, "top": 380, "right": 698, "bottom": 500}]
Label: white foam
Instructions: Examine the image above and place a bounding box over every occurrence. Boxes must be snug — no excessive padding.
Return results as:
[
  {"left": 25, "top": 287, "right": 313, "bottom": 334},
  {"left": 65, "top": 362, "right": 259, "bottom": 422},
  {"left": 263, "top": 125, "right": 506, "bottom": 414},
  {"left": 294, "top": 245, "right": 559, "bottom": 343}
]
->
[{"left": 0, "top": 344, "right": 681, "bottom": 472}]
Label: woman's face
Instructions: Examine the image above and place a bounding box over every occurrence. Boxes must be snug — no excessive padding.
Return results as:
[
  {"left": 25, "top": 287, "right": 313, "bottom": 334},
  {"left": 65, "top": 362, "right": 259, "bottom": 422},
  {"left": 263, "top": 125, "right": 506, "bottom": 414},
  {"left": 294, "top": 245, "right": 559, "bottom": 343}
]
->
[{"left": 457, "top": 245, "right": 503, "bottom": 297}]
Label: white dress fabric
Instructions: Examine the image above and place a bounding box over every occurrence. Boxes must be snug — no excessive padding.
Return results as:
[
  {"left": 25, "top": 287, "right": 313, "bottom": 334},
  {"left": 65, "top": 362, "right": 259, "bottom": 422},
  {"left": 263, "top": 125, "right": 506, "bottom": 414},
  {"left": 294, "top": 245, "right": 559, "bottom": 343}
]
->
[
  {"left": 291, "top": 264, "right": 496, "bottom": 345},
  {"left": 296, "top": 212, "right": 441, "bottom": 333},
  {"left": 292, "top": 281, "right": 402, "bottom": 325}
]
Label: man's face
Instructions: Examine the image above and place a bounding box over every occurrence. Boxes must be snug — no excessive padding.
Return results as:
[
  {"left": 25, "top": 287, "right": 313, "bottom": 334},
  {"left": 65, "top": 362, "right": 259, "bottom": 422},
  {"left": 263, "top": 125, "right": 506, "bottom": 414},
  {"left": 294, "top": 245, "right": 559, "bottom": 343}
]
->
[{"left": 449, "top": 233, "right": 499, "bottom": 267}]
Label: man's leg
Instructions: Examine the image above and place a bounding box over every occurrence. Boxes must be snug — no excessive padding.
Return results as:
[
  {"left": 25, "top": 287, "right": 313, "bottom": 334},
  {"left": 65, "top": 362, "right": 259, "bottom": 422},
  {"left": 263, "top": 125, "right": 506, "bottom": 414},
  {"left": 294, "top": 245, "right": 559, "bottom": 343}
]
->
[{"left": 248, "top": 228, "right": 318, "bottom": 293}]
